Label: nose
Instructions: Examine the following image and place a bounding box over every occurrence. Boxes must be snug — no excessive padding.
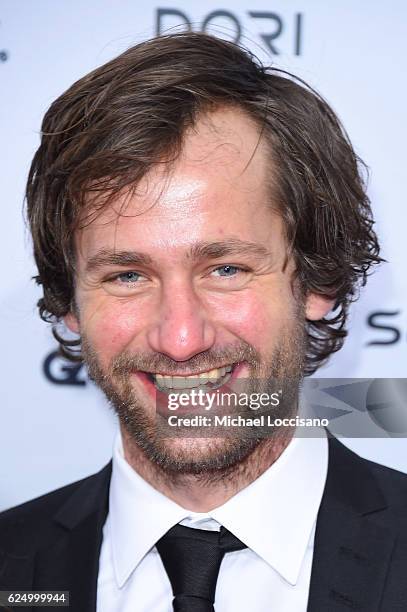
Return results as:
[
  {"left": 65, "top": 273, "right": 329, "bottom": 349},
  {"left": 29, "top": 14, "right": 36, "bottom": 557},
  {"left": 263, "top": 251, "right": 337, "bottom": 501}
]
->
[{"left": 146, "top": 281, "right": 216, "bottom": 362}]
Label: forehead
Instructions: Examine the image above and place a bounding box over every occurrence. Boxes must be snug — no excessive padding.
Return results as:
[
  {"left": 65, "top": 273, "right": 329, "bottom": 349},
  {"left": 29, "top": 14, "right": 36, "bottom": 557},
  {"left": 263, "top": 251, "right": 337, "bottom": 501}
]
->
[{"left": 78, "top": 106, "right": 279, "bottom": 256}]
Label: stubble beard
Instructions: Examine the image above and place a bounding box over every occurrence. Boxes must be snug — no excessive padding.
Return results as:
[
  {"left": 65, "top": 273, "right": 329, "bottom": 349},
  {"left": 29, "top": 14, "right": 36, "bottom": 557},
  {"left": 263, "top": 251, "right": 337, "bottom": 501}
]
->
[{"left": 81, "top": 302, "right": 307, "bottom": 481}]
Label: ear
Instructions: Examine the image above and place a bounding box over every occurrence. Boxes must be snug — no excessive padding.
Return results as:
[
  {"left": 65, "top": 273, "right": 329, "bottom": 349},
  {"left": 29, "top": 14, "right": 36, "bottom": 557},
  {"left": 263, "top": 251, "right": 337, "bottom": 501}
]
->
[
  {"left": 64, "top": 311, "right": 80, "bottom": 334},
  {"left": 305, "top": 292, "right": 336, "bottom": 321}
]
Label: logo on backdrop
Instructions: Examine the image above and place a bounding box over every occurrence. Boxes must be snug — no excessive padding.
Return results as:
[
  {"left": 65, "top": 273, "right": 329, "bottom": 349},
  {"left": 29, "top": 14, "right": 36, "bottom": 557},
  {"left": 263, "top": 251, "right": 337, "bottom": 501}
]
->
[
  {"left": 43, "top": 351, "right": 86, "bottom": 386},
  {"left": 0, "top": 21, "right": 9, "bottom": 62},
  {"left": 156, "top": 9, "right": 303, "bottom": 55},
  {"left": 366, "top": 310, "right": 405, "bottom": 346}
]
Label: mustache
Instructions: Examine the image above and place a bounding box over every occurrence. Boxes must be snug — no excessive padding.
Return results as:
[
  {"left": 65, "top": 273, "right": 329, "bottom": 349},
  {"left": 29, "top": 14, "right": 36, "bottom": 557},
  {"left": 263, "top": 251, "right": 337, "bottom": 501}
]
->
[{"left": 110, "top": 341, "right": 261, "bottom": 376}]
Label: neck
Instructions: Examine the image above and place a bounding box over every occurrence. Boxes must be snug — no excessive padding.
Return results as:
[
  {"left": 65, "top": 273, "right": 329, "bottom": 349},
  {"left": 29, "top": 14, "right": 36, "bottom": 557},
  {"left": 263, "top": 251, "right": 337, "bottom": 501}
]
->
[{"left": 120, "top": 426, "right": 292, "bottom": 512}]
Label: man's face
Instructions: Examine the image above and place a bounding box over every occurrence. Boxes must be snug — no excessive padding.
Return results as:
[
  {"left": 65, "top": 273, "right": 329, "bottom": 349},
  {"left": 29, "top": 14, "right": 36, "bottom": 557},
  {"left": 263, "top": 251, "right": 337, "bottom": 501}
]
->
[{"left": 66, "top": 106, "right": 331, "bottom": 473}]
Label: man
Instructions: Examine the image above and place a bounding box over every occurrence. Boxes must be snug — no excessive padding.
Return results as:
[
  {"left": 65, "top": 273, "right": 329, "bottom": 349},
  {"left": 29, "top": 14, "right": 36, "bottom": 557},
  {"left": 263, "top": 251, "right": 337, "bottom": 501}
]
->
[{"left": 1, "top": 31, "right": 406, "bottom": 612}]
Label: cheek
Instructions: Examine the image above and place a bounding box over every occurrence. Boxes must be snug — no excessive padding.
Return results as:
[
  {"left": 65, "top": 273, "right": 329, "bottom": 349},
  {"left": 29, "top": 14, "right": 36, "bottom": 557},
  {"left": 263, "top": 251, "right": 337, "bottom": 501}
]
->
[
  {"left": 208, "top": 286, "right": 296, "bottom": 347},
  {"left": 79, "top": 296, "right": 145, "bottom": 363}
]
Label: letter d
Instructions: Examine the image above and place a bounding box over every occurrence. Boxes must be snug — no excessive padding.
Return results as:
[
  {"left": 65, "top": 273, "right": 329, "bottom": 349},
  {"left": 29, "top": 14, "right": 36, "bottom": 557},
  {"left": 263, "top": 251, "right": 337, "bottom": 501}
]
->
[{"left": 156, "top": 9, "right": 192, "bottom": 35}]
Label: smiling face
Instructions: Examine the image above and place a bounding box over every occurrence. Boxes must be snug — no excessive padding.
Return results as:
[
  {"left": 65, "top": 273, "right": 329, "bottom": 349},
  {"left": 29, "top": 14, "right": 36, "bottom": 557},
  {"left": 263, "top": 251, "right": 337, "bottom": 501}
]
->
[{"left": 66, "top": 106, "right": 333, "bottom": 473}]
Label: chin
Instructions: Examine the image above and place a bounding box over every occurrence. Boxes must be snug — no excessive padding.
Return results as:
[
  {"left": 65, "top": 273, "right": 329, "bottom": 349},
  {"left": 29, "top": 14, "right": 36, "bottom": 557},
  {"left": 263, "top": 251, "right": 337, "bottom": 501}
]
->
[{"left": 136, "top": 433, "right": 261, "bottom": 475}]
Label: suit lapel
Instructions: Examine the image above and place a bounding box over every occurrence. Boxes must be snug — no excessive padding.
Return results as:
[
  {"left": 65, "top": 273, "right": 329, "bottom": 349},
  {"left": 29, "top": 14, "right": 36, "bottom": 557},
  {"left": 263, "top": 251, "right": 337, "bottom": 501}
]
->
[
  {"left": 307, "top": 437, "right": 394, "bottom": 611},
  {"left": 0, "top": 462, "right": 111, "bottom": 612},
  {"left": 33, "top": 510, "right": 106, "bottom": 612},
  {"left": 39, "top": 461, "right": 111, "bottom": 612}
]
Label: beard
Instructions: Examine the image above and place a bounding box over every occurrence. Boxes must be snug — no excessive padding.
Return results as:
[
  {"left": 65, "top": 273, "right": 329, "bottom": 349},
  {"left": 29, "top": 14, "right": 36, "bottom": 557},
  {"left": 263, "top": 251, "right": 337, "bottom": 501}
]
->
[{"left": 82, "top": 302, "right": 307, "bottom": 477}]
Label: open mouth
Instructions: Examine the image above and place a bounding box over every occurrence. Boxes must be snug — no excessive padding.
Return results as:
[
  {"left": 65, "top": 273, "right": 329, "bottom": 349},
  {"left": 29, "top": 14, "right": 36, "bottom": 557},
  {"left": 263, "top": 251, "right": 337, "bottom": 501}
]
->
[{"left": 146, "top": 364, "right": 236, "bottom": 394}]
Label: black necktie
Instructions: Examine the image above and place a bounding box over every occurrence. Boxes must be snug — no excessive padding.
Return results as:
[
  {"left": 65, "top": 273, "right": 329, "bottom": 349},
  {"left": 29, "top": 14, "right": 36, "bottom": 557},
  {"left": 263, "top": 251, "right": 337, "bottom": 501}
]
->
[{"left": 156, "top": 523, "right": 247, "bottom": 611}]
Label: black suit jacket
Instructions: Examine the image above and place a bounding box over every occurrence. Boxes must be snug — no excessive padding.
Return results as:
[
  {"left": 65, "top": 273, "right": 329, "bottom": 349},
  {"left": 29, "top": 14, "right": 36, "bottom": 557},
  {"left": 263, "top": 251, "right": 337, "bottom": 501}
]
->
[{"left": 1, "top": 437, "right": 407, "bottom": 611}]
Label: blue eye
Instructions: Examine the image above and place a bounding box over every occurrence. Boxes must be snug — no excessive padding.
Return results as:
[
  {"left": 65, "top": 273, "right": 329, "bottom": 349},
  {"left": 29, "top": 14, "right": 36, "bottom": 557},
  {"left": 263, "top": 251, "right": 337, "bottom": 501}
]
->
[
  {"left": 117, "top": 271, "right": 141, "bottom": 283},
  {"left": 213, "top": 265, "right": 241, "bottom": 277}
]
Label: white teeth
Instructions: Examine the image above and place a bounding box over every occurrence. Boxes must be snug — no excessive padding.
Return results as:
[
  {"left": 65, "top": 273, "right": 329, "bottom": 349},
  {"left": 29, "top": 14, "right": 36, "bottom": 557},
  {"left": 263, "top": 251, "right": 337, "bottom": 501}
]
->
[
  {"left": 172, "top": 377, "right": 194, "bottom": 390},
  {"left": 152, "top": 365, "right": 234, "bottom": 390}
]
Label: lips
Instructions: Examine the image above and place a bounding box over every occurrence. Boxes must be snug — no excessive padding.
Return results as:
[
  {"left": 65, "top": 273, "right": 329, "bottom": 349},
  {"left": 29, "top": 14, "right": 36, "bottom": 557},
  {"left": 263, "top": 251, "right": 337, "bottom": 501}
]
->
[{"left": 131, "top": 362, "right": 247, "bottom": 413}]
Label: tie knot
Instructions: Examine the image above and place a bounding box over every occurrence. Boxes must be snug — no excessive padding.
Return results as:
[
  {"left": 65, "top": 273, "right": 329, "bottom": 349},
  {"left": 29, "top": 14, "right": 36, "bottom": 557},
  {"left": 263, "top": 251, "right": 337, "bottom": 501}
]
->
[{"left": 156, "top": 524, "right": 246, "bottom": 611}]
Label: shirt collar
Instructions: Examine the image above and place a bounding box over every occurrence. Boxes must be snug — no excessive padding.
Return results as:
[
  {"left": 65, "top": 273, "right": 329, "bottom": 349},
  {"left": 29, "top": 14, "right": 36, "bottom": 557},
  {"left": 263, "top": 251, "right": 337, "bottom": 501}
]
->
[
  {"left": 109, "top": 433, "right": 190, "bottom": 587},
  {"left": 109, "top": 428, "right": 328, "bottom": 588},
  {"left": 209, "top": 429, "right": 328, "bottom": 585}
]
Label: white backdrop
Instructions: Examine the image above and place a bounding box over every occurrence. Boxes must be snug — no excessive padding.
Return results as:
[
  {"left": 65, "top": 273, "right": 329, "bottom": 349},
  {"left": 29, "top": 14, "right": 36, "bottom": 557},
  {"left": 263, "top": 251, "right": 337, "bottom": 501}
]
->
[{"left": 0, "top": 0, "right": 406, "bottom": 511}]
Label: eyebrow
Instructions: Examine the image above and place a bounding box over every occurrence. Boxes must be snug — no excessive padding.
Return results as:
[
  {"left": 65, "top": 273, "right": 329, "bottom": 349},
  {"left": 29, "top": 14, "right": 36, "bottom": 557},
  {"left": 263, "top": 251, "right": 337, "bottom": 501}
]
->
[
  {"left": 85, "top": 240, "right": 272, "bottom": 273},
  {"left": 85, "top": 250, "right": 153, "bottom": 272},
  {"left": 187, "top": 240, "right": 272, "bottom": 261}
]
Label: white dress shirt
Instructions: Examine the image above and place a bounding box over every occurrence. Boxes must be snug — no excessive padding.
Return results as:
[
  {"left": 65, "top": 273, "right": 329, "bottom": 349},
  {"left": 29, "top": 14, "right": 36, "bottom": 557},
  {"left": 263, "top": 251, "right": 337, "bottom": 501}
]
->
[{"left": 97, "top": 429, "right": 328, "bottom": 611}]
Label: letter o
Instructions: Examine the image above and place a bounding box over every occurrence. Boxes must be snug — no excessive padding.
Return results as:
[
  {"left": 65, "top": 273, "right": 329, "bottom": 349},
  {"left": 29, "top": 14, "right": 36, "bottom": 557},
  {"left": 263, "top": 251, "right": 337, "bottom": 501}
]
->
[{"left": 201, "top": 11, "right": 242, "bottom": 44}]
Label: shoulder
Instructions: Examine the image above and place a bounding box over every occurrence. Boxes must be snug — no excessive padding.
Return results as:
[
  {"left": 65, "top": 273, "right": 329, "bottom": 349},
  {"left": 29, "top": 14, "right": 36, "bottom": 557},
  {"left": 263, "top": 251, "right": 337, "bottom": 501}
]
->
[
  {"left": 0, "top": 463, "right": 111, "bottom": 554},
  {"left": 361, "top": 451, "right": 407, "bottom": 508},
  {"left": 329, "top": 436, "right": 407, "bottom": 484},
  {"left": 327, "top": 436, "right": 407, "bottom": 515},
  {"left": 0, "top": 475, "right": 91, "bottom": 524}
]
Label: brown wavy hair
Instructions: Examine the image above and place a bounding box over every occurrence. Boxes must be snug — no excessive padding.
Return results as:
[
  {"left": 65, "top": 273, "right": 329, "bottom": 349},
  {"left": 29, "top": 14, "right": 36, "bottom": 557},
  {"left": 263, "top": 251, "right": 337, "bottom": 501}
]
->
[{"left": 25, "top": 32, "right": 382, "bottom": 375}]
